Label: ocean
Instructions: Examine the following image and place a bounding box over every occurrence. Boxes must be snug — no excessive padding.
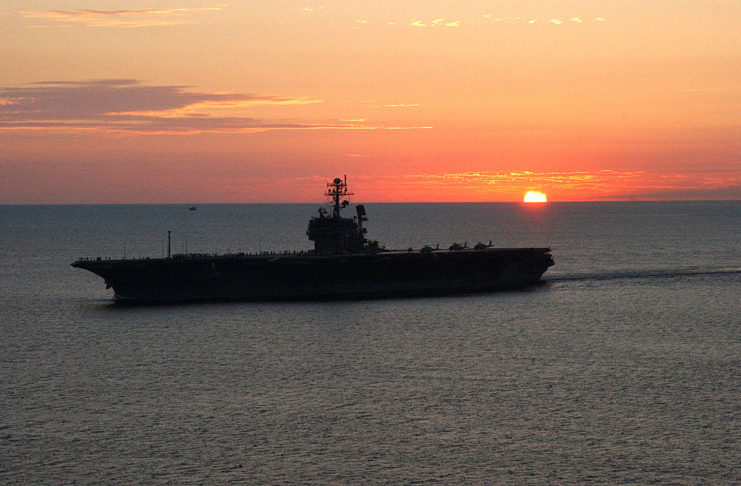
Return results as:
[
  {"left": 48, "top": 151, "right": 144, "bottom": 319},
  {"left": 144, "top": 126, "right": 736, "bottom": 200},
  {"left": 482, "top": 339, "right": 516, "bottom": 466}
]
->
[{"left": 1, "top": 202, "right": 739, "bottom": 484}]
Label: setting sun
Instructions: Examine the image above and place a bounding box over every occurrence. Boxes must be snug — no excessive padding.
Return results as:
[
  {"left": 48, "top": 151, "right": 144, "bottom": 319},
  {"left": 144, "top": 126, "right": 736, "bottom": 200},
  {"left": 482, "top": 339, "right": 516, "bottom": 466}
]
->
[{"left": 523, "top": 191, "right": 548, "bottom": 203}]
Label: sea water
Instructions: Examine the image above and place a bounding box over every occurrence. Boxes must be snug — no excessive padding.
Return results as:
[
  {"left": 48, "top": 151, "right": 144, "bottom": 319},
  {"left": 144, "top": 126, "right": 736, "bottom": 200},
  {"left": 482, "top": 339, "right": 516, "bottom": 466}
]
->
[{"left": 1, "top": 202, "right": 739, "bottom": 484}]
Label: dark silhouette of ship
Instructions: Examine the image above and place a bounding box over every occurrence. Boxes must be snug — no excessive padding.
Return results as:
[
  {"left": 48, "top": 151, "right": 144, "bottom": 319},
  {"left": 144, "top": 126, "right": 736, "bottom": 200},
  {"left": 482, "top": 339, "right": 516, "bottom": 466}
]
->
[{"left": 72, "top": 176, "right": 553, "bottom": 302}]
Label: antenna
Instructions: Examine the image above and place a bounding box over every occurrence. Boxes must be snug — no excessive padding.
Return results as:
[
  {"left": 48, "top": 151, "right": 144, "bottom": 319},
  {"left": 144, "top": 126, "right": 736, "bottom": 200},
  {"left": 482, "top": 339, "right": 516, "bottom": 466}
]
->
[{"left": 326, "top": 176, "right": 353, "bottom": 218}]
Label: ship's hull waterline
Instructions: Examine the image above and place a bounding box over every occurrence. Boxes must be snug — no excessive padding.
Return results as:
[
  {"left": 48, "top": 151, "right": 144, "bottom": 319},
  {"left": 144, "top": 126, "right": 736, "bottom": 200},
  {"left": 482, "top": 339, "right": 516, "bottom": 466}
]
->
[{"left": 72, "top": 248, "right": 553, "bottom": 303}]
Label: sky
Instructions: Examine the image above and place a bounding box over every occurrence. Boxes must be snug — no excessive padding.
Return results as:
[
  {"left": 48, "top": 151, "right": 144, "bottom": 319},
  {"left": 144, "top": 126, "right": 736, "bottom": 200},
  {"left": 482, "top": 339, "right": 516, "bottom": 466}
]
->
[{"left": 1, "top": 0, "right": 739, "bottom": 203}]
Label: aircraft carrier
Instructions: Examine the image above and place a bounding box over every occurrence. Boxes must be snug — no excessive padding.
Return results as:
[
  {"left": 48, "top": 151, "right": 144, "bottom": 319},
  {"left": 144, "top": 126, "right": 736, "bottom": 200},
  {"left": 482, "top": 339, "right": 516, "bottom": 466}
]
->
[{"left": 72, "top": 177, "right": 554, "bottom": 302}]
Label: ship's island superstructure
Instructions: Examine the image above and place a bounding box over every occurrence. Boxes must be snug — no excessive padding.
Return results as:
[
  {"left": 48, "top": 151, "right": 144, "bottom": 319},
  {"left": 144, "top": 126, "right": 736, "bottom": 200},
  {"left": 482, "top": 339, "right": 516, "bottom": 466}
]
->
[{"left": 72, "top": 177, "right": 553, "bottom": 302}]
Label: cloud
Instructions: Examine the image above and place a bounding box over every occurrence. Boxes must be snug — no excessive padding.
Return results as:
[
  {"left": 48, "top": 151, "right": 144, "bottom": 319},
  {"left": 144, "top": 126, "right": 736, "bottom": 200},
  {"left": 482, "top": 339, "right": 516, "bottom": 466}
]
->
[
  {"left": 409, "top": 18, "right": 460, "bottom": 28},
  {"left": 0, "top": 80, "right": 429, "bottom": 135},
  {"left": 396, "top": 170, "right": 740, "bottom": 200},
  {"left": 346, "top": 12, "right": 601, "bottom": 29},
  {"left": 480, "top": 15, "right": 602, "bottom": 26},
  {"left": 19, "top": 7, "right": 221, "bottom": 28},
  {"left": 0, "top": 80, "right": 314, "bottom": 134},
  {"left": 264, "top": 170, "right": 737, "bottom": 202}
]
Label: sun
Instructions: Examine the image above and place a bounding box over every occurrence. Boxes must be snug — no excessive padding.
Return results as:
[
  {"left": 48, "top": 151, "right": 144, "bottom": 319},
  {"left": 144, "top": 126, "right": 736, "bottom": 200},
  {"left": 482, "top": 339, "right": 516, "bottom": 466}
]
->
[{"left": 523, "top": 191, "right": 548, "bottom": 203}]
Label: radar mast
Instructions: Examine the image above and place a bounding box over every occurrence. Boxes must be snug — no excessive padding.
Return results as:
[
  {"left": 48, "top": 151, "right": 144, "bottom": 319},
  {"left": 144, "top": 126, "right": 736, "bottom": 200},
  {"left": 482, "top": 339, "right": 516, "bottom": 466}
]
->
[{"left": 326, "top": 175, "right": 353, "bottom": 218}]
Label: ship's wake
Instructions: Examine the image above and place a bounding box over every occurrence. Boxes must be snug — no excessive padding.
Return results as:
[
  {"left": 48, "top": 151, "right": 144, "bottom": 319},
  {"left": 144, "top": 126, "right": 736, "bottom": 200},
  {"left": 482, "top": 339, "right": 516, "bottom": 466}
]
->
[{"left": 545, "top": 266, "right": 741, "bottom": 283}]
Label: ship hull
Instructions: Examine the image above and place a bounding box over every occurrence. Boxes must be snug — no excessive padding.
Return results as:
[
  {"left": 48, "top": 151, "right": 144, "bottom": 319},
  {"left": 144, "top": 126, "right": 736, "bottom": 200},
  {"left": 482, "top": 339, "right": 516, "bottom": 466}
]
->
[{"left": 72, "top": 248, "right": 553, "bottom": 303}]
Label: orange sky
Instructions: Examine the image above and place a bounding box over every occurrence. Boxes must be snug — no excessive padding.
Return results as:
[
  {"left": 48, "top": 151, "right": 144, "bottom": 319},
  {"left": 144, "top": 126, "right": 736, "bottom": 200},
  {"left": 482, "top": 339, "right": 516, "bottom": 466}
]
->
[{"left": 1, "top": 1, "right": 739, "bottom": 203}]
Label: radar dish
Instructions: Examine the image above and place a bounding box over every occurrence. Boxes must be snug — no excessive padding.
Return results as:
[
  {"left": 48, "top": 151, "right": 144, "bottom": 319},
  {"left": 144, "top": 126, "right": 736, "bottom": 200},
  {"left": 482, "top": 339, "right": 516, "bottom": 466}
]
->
[{"left": 334, "top": 177, "right": 342, "bottom": 184}]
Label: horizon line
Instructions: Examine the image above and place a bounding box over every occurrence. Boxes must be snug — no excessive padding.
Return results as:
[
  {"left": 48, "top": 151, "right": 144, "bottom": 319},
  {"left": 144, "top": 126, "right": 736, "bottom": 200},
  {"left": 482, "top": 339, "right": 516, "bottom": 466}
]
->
[{"left": 2, "top": 199, "right": 739, "bottom": 206}]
